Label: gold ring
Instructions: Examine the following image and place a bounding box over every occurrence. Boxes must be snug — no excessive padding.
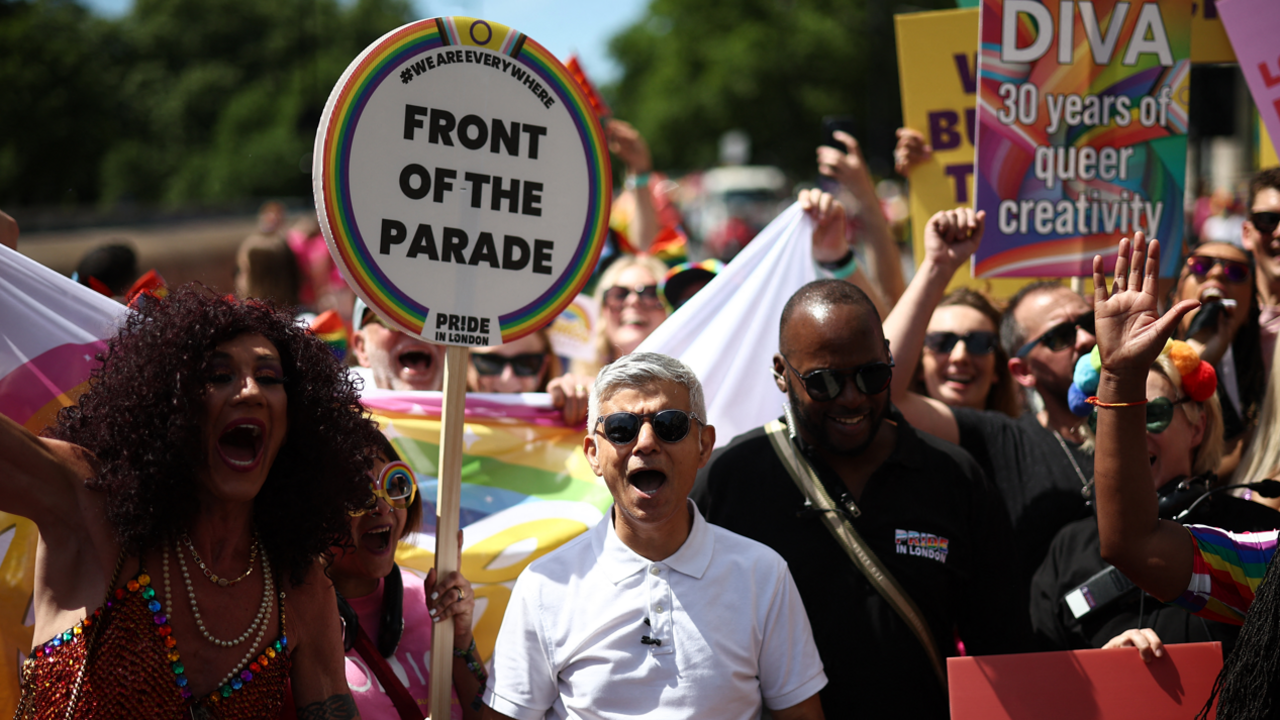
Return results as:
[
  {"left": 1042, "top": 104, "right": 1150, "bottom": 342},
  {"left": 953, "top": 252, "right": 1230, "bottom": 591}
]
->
[
  {"left": 575, "top": 385, "right": 585, "bottom": 393},
  {"left": 457, "top": 587, "right": 465, "bottom": 601}
]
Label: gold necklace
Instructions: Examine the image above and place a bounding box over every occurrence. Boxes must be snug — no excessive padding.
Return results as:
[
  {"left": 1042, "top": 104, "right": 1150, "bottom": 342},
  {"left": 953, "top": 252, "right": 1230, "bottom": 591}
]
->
[
  {"left": 181, "top": 533, "right": 258, "bottom": 587},
  {"left": 170, "top": 539, "right": 273, "bottom": 648}
]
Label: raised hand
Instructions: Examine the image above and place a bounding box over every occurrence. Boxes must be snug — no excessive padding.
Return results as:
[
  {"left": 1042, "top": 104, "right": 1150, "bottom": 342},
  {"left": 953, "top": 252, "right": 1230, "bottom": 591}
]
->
[
  {"left": 799, "top": 188, "right": 849, "bottom": 264},
  {"left": 606, "top": 119, "right": 652, "bottom": 173},
  {"left": 1092, "top": 232, "right": 1199, "bottom": 383},
  {"left": 894, "top": 128, "right": 933, "bottom": 176},
  {"left": 923, "top": 207, "right": 984, "bottom": 276},
  {"left": 816, "top": 131, "right": 872, "bottom": 194}
]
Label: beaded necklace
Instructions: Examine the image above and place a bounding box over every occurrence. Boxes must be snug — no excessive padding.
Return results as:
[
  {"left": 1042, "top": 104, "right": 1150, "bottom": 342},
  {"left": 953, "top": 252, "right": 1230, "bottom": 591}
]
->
[
  {"left": 161, "top": 540, "right": 289, "bottom": 696},
  {"left": 174, "top": 538, "right": 273, "bottom": 648},
  {"left": 181, "top": 532, "right": 259, "bottom": 587}
]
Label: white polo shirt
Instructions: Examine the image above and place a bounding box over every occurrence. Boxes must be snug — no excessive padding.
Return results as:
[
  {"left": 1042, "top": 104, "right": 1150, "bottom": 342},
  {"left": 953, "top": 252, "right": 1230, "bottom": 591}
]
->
[{"left": 484, "top": 500, "right": 827, "bottom": 720}]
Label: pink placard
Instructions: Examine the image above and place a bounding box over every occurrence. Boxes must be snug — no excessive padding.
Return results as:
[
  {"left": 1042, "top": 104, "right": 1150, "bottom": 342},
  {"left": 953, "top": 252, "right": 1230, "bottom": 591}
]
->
[
  {"left": 1217, "top": 0, "right": 1280, "bottom": 154},
  {"left": 950, "top": 642, "right": 1222, "bottom": 720}
]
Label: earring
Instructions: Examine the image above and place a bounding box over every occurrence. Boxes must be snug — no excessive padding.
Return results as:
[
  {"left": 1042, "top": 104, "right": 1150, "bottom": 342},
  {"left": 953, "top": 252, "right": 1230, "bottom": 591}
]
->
[{"left": 772, "top": 369, "right": 785, "bottom": 382}]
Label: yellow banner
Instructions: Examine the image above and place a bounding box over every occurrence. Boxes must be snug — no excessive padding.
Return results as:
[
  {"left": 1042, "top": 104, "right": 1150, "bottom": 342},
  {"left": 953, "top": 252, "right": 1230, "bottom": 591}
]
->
[
  {"left": 896, "top": 8, "right": 1037, "bottom": 297},
  {"left": 1191, "top": 0, "right": 1235, "bottom": 64}
]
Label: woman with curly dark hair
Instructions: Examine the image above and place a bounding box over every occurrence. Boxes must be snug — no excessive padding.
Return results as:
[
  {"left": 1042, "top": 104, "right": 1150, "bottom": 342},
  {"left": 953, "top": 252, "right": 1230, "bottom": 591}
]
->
[{"left": 2, "top": 286, "right": 383, "bottom": 719}]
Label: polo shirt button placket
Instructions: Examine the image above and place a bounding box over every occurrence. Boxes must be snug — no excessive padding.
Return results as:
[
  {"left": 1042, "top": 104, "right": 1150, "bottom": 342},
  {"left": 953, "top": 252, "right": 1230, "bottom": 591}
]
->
[{"left": 647, "top": 564, "right": 674, "bottom": 655}]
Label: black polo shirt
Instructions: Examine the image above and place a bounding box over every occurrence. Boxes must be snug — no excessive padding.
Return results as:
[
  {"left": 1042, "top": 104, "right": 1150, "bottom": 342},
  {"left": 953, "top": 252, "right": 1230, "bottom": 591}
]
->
[
  {"left": 691, "top": 408, "right": 1026, "bottom": 720},
  {"left": 952, "top": 408, "right": 1094, "bottom": 601}
]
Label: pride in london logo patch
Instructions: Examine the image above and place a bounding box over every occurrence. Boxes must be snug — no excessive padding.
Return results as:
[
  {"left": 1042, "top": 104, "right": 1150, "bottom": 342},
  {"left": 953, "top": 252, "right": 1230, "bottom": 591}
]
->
[{"left": 895, "top": 529, "right": 950, "bottom": 564}]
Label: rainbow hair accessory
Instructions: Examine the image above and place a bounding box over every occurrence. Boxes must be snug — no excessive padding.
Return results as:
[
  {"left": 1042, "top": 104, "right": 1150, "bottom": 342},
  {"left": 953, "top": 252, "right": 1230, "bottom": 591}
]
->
[
  {"left": 314, "top": 17, "right": 610, "bottom": 343},
  {"left": 1069, "top": 340, "right": 1218, "bottom": 417}
]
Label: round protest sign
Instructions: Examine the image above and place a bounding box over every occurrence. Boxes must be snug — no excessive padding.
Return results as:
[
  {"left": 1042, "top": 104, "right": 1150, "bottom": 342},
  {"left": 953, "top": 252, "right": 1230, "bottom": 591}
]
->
[{"left": 314, "top": 16, "right": 611, "bottom": 346}]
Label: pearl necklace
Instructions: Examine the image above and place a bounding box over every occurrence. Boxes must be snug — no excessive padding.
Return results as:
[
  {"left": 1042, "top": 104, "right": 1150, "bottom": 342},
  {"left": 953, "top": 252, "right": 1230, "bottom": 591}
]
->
[
  {"left": 162, "top": 543, "right": 289, "bottom": 698},
  {"left": 181, "top": 533, "right": 258, "bottom": 587},
  {"left": 173, "top": 538, "right": 273, "bottom": 648}
]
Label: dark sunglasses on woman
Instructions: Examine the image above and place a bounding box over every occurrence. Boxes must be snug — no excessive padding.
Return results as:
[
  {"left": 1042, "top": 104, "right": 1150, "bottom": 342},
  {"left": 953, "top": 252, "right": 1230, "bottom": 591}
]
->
[
  {"left": 604, "top": 284, "right": 662, "bottom": 309},
  {"left": 1015, "top": 311, "right": 1095, "bottom": 358},
  {"left": 596, "top": 409, "right": 702, "bottom": 445},
  {"left": 923, "top": 331, "right": 998, "bottom": 356},
  {"left": 781, "top": 353, "right": 895, "bottom": 402},
  {"left": 1185, "top": 255, "right": 1250, "bottom": 284},
  {"left": 1087, "top": 395, "right": 1191, "bottom": 435},
  {"left": 470, "top": 352, "right": 545, "bottom": 377},
  {"left": 1250, "top": 211, "right": 1280, "bottom": 236}
]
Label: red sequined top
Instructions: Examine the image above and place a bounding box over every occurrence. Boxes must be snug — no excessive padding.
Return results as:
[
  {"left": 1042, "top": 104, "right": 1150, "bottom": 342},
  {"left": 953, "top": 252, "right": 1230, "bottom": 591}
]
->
[{"left": 16, "top": 568, "right": 291, "bottom": 719}]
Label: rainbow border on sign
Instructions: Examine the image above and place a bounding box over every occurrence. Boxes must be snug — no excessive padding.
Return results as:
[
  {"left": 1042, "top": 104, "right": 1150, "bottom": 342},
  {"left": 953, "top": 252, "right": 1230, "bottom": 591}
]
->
[{"left": 316, "top": 17, "right": 610, "bottom": 342}]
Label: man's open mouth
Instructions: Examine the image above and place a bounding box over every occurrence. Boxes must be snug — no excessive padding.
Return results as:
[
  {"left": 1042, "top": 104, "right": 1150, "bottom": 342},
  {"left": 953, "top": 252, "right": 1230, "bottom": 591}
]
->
[
  {"left": 217, "top": 419, "right": 265, "bottom": 471},
  {"left": 398, "top": 350, "right": 435, "bottom": 376},
  {"left": 628, "top": 469, "right": 667, "bottom": 495},
  {"left": 361, "top": 526, "right": 393, "bottom": 553}
]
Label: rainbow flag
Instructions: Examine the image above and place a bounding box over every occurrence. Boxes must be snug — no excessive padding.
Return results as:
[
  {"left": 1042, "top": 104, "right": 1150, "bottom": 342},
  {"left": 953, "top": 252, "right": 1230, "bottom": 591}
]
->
[
  {"left": 0, "top": 245, "right": 127, "bottom": 716},
  {"left": 309, "top": 309, "right": 349, "bottom": 362},
  {"left": 363, "top": 390, "right": 607, "bottom": 659}
]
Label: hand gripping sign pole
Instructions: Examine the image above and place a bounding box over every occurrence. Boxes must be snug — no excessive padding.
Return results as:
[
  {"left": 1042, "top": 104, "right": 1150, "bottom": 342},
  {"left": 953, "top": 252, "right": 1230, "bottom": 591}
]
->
[{"left": 314, "top": 16, "right": 610, "bottom": 717}]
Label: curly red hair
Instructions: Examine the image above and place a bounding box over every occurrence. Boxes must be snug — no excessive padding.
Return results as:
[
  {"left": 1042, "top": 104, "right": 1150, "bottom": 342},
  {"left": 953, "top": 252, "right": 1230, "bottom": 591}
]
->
[{"left": 48, "top": 286, "right": 382, "bottom": 584}]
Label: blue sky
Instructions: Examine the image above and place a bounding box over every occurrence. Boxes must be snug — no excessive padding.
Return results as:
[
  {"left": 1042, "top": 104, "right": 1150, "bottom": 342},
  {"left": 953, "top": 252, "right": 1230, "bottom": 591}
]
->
[{"left": 80, "top": 0, "right": 648, "bottom": 83}]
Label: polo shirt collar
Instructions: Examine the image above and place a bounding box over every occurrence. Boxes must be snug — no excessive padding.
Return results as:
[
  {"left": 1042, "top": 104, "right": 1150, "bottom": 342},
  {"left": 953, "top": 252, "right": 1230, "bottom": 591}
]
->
[{"left": 597, "top": 499, "right": 714, "bottom": 585}]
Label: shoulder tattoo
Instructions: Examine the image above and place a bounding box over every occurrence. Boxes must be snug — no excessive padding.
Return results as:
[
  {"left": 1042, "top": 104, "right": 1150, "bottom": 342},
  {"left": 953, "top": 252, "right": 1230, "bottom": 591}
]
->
[{"left": 296, "top": 694, "right": 360, "bottom": 720}]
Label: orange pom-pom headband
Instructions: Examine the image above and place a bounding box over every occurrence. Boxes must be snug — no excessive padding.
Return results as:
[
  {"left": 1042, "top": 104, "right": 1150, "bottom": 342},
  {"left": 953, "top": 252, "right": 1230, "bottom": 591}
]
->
[{"left": 1162, "top": 340, "right": 1217, "bottom": 403}]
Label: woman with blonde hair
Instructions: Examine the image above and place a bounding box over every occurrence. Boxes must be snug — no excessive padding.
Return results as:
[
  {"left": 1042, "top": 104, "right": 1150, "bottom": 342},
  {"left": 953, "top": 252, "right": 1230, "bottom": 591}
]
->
[
  {"left": 572, "top": 254, "right": 670, "bottom": 378},
  {"left": 1030, "top": 337, "right": 1279, "bottom": 657},
  {"left": 1236, "top": 338, "right": 1280, "bottom": 508}
]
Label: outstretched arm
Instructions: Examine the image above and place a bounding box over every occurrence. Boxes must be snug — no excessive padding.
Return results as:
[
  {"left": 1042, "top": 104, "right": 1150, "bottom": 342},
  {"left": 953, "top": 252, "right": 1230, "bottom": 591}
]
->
[
  {"left": 0, "top": 412, "right": 88, "bottom": 530},
  {"left": 817, "top": 131, "right": 905, "bottom": 307},
  {"left": 607, "top": 120, "right": 658, "bottom": 252},
  {"left": 799, "top": 188, "right": 887, "bottom": 319},
  {"left": 881, "top": 208, "right": 984, "bottom": 445},
  {"left": 1093, "top": 233, "right": 1200, "bottom": 601}
]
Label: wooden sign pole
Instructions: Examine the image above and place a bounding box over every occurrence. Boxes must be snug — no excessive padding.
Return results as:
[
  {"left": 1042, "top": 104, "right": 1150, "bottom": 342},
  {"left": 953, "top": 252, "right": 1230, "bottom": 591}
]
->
[{"left": 429, "top": 345, "right": 469, "bottom": 719}]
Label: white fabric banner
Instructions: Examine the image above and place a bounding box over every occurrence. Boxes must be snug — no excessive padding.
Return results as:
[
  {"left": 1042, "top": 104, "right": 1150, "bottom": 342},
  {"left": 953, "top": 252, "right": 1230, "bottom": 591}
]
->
[{"left": 638, "top": 202, "right": 816, "bottom": 447}]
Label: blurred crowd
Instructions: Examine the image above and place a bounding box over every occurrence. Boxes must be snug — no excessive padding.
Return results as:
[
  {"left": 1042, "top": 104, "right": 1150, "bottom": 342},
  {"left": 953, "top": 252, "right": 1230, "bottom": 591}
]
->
[{"left": 7, "top": 111, "right": 1280, "bottom": 719}]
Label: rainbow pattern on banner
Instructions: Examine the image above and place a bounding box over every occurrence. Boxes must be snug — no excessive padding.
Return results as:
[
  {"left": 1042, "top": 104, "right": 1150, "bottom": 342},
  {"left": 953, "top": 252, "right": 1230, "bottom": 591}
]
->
[
  {"left": 315, "top": 16, "right": 610, "bottom": 342},
  {"left": 974, "top": 0, "right": 1191, "bottom": 278},
  {"left": 362, "top": 392, "right": 609, "bottom": 657}
]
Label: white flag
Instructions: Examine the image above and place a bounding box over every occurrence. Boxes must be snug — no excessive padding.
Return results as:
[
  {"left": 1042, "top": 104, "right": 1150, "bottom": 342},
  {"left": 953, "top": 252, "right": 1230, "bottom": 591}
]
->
[{"left": 638, "top": 202, "right": 817, "bottom": 447}]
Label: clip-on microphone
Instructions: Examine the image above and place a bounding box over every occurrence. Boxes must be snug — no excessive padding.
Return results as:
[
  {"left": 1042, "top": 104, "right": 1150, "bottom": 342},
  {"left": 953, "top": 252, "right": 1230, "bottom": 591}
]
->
[{"left": 640, "top": 617, "right": 662, "bottom": 646}]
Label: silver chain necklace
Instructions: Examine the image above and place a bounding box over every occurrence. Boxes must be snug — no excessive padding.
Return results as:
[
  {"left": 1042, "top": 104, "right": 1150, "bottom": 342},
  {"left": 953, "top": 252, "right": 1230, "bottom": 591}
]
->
[{"left": 1051, "top": 429, "right": 1092, "bottom": 497}]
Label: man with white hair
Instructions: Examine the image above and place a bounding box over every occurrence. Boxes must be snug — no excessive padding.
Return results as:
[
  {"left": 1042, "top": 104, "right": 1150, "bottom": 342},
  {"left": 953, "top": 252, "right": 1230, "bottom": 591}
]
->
[{"left": 483, "top": 352, "right": 827, "bottom": 720}]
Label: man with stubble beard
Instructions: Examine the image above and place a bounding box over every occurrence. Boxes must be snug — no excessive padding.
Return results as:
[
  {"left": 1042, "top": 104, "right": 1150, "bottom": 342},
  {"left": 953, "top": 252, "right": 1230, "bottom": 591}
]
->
[
  {"left": 692, "top": 277, "right": 1025, "bottom": 720},
  {"left": 351, "top": 297, "right": 445, "bottom": 391}
]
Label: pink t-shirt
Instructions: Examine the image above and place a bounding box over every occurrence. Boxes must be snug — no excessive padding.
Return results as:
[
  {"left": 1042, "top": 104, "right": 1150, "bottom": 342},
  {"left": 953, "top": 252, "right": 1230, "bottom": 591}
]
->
[{"left": 344, "top": 568, "right": 463, "bottom": 720}]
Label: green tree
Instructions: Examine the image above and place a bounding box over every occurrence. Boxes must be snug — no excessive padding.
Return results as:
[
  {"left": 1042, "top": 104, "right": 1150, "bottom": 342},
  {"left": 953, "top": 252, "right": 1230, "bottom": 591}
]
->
[
  {"left": 0, "top": 0, "right": 119, "bottom": 205},
  {"left": 100, "top": 0, "right": 413, "bottom": 204},
  {"left": 0, "top": 0, "right": 412, "bottom": 207},
  {"left": 606, "top": 0, "right": 953, "bottom": 179}
]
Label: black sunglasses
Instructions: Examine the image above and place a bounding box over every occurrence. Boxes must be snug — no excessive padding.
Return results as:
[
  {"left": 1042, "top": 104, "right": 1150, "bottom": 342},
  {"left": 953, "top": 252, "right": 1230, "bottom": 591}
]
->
[
  {"left": 781, "top": 351, "right": 895, "bottom": 402},
  {"left": 1185, "top": 255, "right": 1250, "bottom": 284},
  {"left": 604, "top": 284, "right": 661, "bottom": 308},
  {"left": 923, "top": 331, "right": 998, "bottom": 356},
  {"left": 595, "top": 409, "right": 702, "bottom": 445},
  {"left": 1250, "top": 211, "right": 1280, "bottom": 236},
  {"left": 1015, "top": 311, "right": 1095, "bottom": 358},
  {"left": 470, "top": 352, "right": 545, "bottom": 377},
  {"left": 1087, "top": 396, "right": 1192, "bottom": 435}
]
